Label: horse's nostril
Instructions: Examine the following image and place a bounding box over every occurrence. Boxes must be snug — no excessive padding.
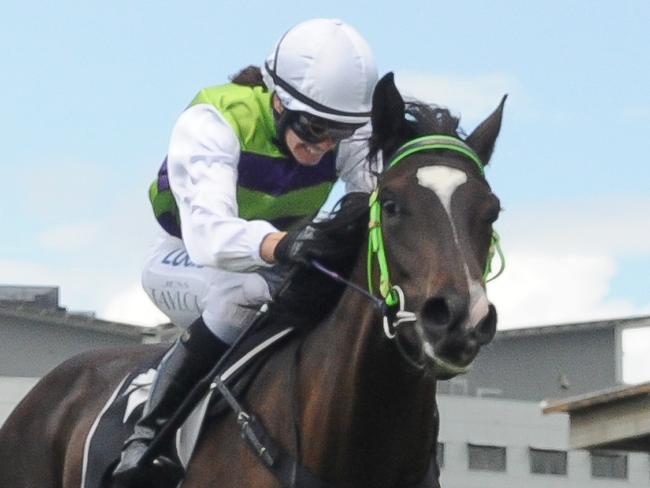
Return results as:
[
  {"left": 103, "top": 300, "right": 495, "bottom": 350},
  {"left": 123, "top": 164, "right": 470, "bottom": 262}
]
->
[
  {"left": 475, "top": 304, "right": 498, "bottom": 345},
  {"left": 421, "top": 297, "right": 451, "bottom": 327}
]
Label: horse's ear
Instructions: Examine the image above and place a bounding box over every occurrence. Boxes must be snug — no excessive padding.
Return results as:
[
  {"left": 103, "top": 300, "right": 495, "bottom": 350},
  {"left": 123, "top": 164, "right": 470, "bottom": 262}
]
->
[
  {"left": 466, "top": 95, "right": 507, "bottom": 165},
  {"left": 371, "top": 72, "right": 406, "bottom": 145}
]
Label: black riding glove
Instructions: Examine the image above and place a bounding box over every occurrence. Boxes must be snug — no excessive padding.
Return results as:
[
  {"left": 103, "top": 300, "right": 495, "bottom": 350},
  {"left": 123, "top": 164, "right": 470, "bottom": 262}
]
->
[{"left": 273, "top": 225, "right": 338, "bottom": 266}]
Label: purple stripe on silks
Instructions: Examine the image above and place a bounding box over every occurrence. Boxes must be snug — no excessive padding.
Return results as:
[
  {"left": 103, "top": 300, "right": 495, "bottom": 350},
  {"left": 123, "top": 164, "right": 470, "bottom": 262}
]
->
[
  {"left": 158, "top": 173, "right": 170, "bottom": 192},
  {"left": 237, "top": 151, "right": 337, "bottom": 196},
  {"left": 157, "top": 212, "right": 182, "bottom": 239},
  {"left": 157, "top": 158, "right": 170, "bottom": 192}
]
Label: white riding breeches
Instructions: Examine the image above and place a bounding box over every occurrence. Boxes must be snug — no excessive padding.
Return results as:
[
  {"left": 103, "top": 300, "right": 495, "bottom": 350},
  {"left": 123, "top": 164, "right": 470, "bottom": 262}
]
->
[{"left": 142, "top": 234, "right": 285, "bottom": 344}]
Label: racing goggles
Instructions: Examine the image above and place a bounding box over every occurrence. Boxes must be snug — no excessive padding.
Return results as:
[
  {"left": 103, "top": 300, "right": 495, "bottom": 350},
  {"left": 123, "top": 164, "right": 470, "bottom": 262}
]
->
[{"left": 288, "top": 112, "right": 364, "bottom": 144}]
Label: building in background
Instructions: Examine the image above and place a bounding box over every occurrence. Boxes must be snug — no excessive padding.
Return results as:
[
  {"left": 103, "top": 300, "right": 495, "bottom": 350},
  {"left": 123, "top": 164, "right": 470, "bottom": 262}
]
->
[
  {"left": 0, "top": 285, "right": 178, "bottom": 422},
  {"left": 1, "top": 285, "right": 649, "bottom": 486},
  {"left": 436, "top": 316, "right": 650, "bottom": 487},
  {"left": 438, "top": 316, "right": 650, "bottom": 401}
]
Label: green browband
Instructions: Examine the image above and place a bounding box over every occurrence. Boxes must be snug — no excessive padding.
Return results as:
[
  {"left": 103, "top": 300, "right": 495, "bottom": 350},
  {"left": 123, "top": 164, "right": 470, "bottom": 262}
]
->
[{"left": 367, "top": 135, "right": 505, "bottom": 306}]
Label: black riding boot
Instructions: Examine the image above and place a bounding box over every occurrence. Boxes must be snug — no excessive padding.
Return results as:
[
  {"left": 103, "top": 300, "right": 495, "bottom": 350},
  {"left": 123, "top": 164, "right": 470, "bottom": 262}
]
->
[{"left": 111, "top": 317, "right": 229, "bottom": 487}]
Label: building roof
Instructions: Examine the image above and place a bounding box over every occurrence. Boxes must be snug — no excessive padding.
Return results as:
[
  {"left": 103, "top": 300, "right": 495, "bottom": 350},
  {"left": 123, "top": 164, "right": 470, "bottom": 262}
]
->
[
  {"left": 541, "top": 382, "right": 650, "bottom": 414},
  {"left": 0, "top": 304, "right": 178, "bottom": 343},
  {"left": 542, "top": 382, "right": 650, "bottom": 452},
  {"left": 496, "top": 315, "right": 650, "bottom": 339},
  {"left": 0, "top": 284, "right": 179, "bottom": 343}
]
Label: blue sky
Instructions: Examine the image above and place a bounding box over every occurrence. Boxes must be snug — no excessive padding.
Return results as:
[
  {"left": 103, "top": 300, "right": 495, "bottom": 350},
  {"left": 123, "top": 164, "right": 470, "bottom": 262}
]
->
[{"left": 2, "top": 1, "right": 649, "bottom": 380}]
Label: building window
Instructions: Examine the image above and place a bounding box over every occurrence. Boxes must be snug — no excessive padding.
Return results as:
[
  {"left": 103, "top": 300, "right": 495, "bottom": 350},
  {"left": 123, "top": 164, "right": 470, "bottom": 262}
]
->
[
  {"left": 529, "top": 448, "right": 567, "bottom": 475},
  {"left": 468, "top": 444, "right": 506, "bottom": 472},
  {"left": 436, "top": 442, "right": 444, "bottom": 469},
  {"left": 590, "top": 451, "right": 627, "bottom": 479}
]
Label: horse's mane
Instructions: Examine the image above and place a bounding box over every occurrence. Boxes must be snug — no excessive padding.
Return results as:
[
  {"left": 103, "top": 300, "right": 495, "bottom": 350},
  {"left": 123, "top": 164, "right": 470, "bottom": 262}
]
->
[
  {"left": 266, "top": 192, "right": 370, "bottom": 328},
  {"left": 368, "top": 101, "right": 464, "bottom": 163}
]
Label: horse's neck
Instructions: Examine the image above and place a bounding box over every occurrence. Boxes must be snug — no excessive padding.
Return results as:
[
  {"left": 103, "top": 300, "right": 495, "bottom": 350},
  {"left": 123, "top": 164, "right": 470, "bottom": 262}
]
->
[{"left": 300, "top": 259, "right": 436, "bottom": 482}]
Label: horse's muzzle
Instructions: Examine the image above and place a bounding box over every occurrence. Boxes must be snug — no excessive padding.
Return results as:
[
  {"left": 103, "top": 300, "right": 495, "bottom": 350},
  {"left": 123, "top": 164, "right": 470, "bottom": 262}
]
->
[{"left": 417, "top": 299, "right": 498, "bottom": 378}]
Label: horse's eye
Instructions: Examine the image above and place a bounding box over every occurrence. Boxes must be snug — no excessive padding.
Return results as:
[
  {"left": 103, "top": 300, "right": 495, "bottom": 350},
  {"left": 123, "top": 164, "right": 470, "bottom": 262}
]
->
[
  {"left": 482, "top": 196, "right": 502, "bottom": 224},
  {"left": 382, "top": 200, "right": 400, "bottom": 215}
]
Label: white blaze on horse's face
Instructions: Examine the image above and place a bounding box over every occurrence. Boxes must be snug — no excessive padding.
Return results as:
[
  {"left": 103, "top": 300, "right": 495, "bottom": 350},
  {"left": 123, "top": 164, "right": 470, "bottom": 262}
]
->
[{"left": 416, "top": 166, "right": 490, "bottom": 330}]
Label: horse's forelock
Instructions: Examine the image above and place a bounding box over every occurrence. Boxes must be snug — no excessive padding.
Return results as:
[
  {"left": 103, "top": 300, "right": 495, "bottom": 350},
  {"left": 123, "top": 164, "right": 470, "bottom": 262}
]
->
[
  {"left": 406, "top": 102, "right": 464, "bottom": 139},
  {"left": 369, "top": 101, "right": 465, "bottom": 165}
]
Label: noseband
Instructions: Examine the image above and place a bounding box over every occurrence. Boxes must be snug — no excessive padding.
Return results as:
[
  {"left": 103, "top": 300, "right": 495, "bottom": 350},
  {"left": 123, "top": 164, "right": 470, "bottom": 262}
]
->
[{"left": 367, "top": 135, "right": 504, "bottom": 374}]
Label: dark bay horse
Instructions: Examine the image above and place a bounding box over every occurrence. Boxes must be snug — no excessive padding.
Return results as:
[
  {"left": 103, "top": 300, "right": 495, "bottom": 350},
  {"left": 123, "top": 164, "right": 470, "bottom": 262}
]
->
[{"left": 0, "top": 72, "right": 505, "bottom": 488}]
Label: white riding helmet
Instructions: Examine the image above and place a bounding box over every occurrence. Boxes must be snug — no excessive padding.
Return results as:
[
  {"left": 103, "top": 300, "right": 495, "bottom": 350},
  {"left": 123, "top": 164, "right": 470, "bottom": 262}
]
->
[{"left": 262, "top": 19, "right": 378, "bottom": 125}]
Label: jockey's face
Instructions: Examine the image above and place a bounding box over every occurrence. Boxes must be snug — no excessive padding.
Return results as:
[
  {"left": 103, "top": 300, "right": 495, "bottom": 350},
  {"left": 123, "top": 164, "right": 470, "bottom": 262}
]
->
[
  {"left": 284, "top": 128, "right": 336, "bottom": 166},
  {"left": 272, "top": 94, "right": 337, "bottom": 167}
]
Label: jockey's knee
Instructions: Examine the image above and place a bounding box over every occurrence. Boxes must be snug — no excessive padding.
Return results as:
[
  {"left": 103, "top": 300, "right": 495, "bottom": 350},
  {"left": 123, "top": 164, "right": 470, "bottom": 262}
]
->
[{"left": 202, "top": 272, "right": 272, "bottom": 343}]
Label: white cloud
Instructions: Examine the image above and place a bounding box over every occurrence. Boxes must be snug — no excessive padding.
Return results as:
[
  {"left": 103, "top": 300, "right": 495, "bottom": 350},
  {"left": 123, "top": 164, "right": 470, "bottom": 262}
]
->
[
  {"left": 496, "top": 195, "right": 650, "bottom": 256},
  {"left": 487, "top": 251, "right": 649, "bottom": 329},
  {"left": 486, "top": 194, "right": 650, "bottom": 329},
  {"left": 394, "top": 71, "right": 529, "bottom": 124},
  {"left": 101, "top": 283, "right": 169, "bottom": 327}
]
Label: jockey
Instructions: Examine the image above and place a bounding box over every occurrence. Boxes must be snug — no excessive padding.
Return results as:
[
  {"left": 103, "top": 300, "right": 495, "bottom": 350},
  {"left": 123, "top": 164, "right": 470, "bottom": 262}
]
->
[{"left": 112, "top": 18, "right": 379, "bottom": 483}]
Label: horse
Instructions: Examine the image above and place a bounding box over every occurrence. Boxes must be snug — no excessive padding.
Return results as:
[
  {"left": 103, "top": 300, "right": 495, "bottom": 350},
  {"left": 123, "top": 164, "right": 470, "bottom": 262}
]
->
[{"left": 0, "top": 72, "right": 505, "bottom": 488}]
